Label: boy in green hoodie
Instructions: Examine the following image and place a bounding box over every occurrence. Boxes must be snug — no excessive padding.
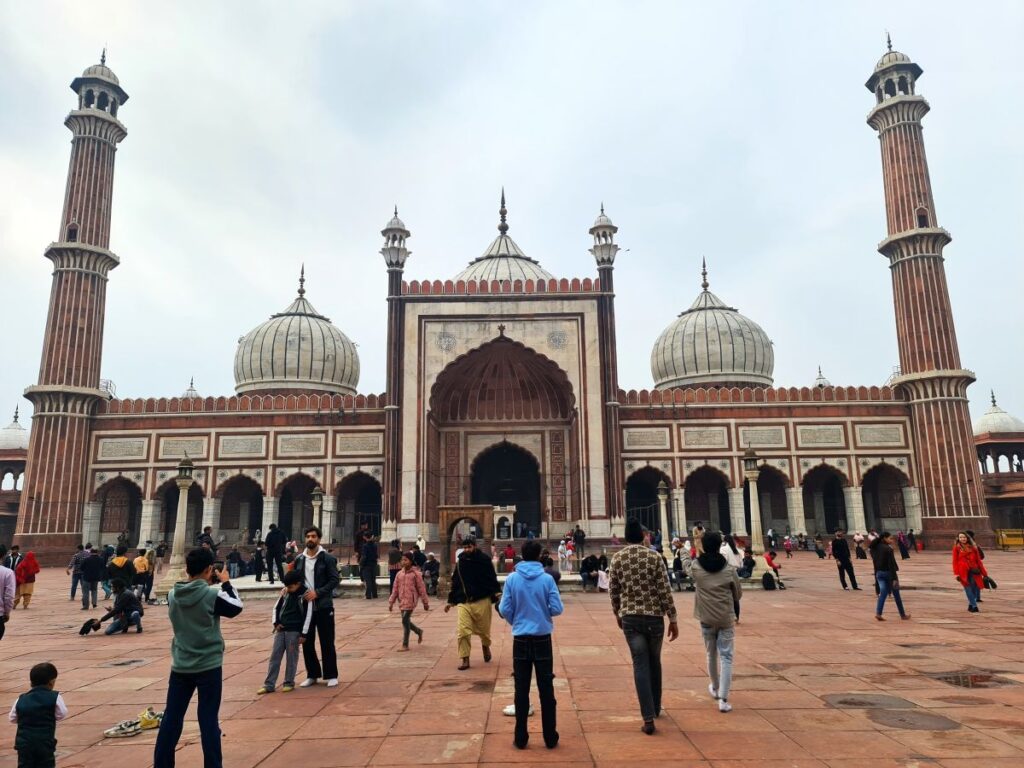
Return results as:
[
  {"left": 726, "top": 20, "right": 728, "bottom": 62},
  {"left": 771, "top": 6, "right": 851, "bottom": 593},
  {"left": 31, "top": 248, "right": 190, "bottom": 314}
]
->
[{"left": 154, "top": 547, "right": 243, "bottom": 768}]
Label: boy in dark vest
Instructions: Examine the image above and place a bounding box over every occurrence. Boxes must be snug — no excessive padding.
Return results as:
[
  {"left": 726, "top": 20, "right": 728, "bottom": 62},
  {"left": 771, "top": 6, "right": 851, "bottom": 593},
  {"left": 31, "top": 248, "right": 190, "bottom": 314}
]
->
[{"left": 11, "top": 662, "right": 67, "bottom": 768}]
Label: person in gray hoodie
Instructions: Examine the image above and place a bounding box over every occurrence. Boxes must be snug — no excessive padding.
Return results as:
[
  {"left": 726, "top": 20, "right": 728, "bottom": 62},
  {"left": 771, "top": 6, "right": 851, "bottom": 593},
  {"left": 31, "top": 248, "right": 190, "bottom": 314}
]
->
[{"left": 680, "top": 530, "right": 741, "bottom": 713}]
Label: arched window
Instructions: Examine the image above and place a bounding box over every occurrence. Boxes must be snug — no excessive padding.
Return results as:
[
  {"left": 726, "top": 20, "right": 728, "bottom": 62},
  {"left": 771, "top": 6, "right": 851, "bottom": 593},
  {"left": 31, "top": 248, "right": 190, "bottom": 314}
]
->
[
  {"left": 110, "top": 99, "right": 118, "bottom": 117},
  {"left": 916, "top": 207, "right": 929, "bottom": 228},
  {"left": 876, "top": 87, "right": 883, "bottom": 104},
  {"left": 898, "top": 76, "right": 909, "bottom": 95},
  {"left": 884, "top": 79, "right": 896, "bottom": 98},
  {"left": 84, "top": 90, "right": 95, "bottom": 108},
  {"left": 66, "top": 223, "right": 78, "bottom": 242},
  {"left": 97, "top": 92, "right": 109, "bottom": 111}
]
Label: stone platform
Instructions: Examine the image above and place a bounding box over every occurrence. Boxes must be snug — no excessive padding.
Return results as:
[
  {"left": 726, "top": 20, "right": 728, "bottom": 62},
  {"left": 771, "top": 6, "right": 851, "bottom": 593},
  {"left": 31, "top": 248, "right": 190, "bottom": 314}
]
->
[{"left": 1, "top": 549, "right": 1023, "bottom": 767}]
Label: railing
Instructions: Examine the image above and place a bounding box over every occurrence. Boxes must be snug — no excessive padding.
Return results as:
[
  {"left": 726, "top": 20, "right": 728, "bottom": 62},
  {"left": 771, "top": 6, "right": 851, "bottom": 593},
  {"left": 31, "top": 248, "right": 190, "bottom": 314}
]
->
[{"left": 996, "top": 529, "right": 1024, "bottom": 550}]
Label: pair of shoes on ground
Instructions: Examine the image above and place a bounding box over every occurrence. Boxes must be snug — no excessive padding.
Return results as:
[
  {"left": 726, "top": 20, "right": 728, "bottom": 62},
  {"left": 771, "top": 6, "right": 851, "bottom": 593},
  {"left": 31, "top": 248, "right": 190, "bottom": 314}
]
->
[
  {"left": 104, "top": 707, "right": 162, "bottom": 738},
  {"left": 299, "top": 677, "right": 339, "bottom": 687},
  {"left": 968, "top": 605, "right": 980, "bottom": 613},
  {"left": 708, "top": 683, "right": 732, "bottom": 713},
  {"left": 257, "top": 684, "right": 295, "bottom": 694}
]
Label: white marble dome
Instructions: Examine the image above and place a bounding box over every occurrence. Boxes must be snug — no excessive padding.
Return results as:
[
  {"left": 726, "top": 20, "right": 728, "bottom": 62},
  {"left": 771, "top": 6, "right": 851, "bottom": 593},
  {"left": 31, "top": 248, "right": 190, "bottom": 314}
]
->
[
  {"left": 454, "top": 192, "right": 554, "bottom": 283},
  {"left": 973, "top": 393, "right": 1024, "bottom": 436},
  {"left": 234, "top": 275, "right": 359, "bottom": 395},
  {"left": 81, "top": 62, "right": 120, "bottom": 86},
  {"left": 651, "top": 267, "right": 774, "bottom": 389},
  {"left": 0, "top": 408, "right": 29, "bottom": 452}
]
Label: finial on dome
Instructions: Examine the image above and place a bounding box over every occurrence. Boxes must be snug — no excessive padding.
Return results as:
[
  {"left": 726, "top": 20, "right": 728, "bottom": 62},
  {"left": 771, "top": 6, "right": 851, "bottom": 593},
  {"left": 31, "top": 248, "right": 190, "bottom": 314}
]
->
[
  {"left": 991, "top": 389, "right": 997, "bottom": 407},
  {"left": 600, "top": 202, "right": 605, "bottom": 215},
  {"left": 190, "top": 376, "right": 195, "bottom": 388},
  {"left": 885, "top": 31, "right": 892, "bottom": 52},
  {"left": 101, "top": 47, "right": 107, "bottom": 66},
  {"left": 394, "top": 204, "right": 398, "bottom": 217},
  {"left": 298, "top": 264, "right": 306, "bottom": 297},
  {"left": 498, "top": 188, "right": 508, "bottom": 235},
  {"left": 700, "top": 257, "right": 709, "bottom": 291},
  {"left": 12, "top": 405, "right": 19, "bottom": 424}
]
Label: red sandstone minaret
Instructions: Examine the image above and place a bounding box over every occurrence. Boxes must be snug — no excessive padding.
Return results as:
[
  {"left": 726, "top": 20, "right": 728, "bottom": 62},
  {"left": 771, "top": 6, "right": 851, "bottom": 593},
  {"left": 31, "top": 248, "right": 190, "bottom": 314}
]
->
[
  {"left": 16, "top": 53, "right": 128, "bottom": 552},
  {"left": 866, "top": 39, "right": 990, "bottom": 544}
]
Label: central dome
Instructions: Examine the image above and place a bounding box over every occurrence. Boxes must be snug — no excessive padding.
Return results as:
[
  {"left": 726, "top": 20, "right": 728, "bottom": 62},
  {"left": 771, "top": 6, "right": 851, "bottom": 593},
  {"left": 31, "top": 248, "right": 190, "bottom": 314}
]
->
[
  {"left": 234, "top": 270, "right": 359, "bottom": 395},
  {"left": 453, "top": 191, "right": 554, "bottom": 283},
  {"left": 651, "top": 263, "right": 774, "bottom": 389}
]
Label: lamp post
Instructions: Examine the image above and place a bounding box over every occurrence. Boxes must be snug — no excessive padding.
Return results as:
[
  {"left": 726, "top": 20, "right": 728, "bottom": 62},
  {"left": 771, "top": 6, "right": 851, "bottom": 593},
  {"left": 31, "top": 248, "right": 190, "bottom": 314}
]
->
[
  {"left": 311, "top": 484, "right": 325, "bottom": 532},
  {"left": 656, "top": 480, "right": 671, "bottom": 548},
  {"left": 156, "top": 456, "right": 195, "bottom": 597}
]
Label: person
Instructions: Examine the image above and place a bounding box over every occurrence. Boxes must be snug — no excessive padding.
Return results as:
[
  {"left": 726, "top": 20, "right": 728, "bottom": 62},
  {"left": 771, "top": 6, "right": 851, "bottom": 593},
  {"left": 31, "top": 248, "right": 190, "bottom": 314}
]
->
[
  {"left": 264, "top": 524, "right": 286, "bottom": 583},
  {"left": 691, "top": 525, "right": 705, "bottom": 556},
  {"left": 737, "top": 548, "right": 755, "bottom": 579},
  {"left": 579, "top": 553, "right": 601, "bottom": 591},
  {"left": 720, "top": 534, "right": 742, "bottom": 569},
  {"left": 503, "top": 542, "right": 516, "bottom": 572},
  {"left": 854, "top": 532, "right": 867, "bottom": 560},
  {"left": 610, "top": 532, "right": 620, "bottom": 546},
  {"left": 3, "top": 545, "right": 24, "bottom": 571},
  {"left": 153, "top": 547, "right": 243, "bottom": 768},
  {"left": 766, "top": 528, "right": 775, "bottom": 550},
  {"left": 132, "top": 548, "right": 151, "bottom": 599},
  {"left": 253, "top": 541, "right": 266, "bottom": 582},
  {"left": 79, "top": 546, "right": 104, "bottom": 610},
  {"left": 679, "top": 531, "right": 741, "bottom": 713},
  {"left": 444, "top": 536, "right": 501, "bottom": 670},
  {"left": 422, "top": 552, "right": 440, "bottom": 596},
  {"left": 0, "top": 546, "right": 14, "bottom": 641},
  {"left": 669, "top": 550, "right": 685, "bottom": 592},
  {"left": 66, "top": 544, "right": 88, "bottom": 601},
  {"left": 609, "top": 517, "right": 679, "bottom": 735},
  {"left": 94, "top": 578, "right": 144, "bottom": 634},
  {"left": 499, "top": 539, "right": 563, "bottom": 750},
  {"left": 573, "top": 524, "right": 586, "bottom": 559},
  {"left": 896, "top": 530, "right": 911, "bottom": 560},
  {"left": 540, "top": 549, "right": 561, "bottom": 584},
  {"left": 226, "top": 545, "right": 243, "bottom": 579},
  {"left": 387, "top": 539, "right": 403, "bottom": 593},
  {"left": 257, "top": 570, "right": 313, "bottom": 694},
  {"left": 10, "top": 662, "right": 67, "bottom": 768},
  {"left": 764, "top": 550, "right": 782, "bottom": 580},
  {"left": 416, "top": 534, "right": 426, "bottom": 553},
  {"left": 869, "top": 532, "right": 909, "bottom": 622},
  {"left": 293, "top": 526, "right": 340, "bottom": 687},
  {"left": 196, "top": 526, "right": 216, "bottom": 553},
  {"left": 783, "top": 537, "right": 793, "bottom": 558},
  {"left": 13, "top": 551, "right": 40, "bottom": 609},
  {"left": 411, "top": 544, "right": 427, "bottom": 570},
  {"left": 952, "top": 532, "right": 987, "bottom": 613},
  {"left": 389, "top": 551, "right": 429, "bottom": 650},
  {"left": 813, "top": 535, "right": 826, "bottom": 559},
  {"left": 106, "top": 545, "right": 135, "bottom": 589},
  {"left": 832, "top": 530, "right": 860, "bottom": 591},
  {"left": 360, "top": 535, "right": 380, "bottom": 599},
  {"left": 143, "top": 542, "right": 158, "bottom": 602},
  {"left": 907, "top": 529, "right": 918, "bottom": 552}
]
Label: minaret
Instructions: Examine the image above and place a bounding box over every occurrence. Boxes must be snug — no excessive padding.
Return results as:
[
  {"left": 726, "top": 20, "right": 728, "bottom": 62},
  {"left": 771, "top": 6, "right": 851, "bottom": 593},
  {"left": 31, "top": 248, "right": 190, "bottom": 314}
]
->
[
  {"left": 866, "top": 40, "right": 990, "bottom": 544},
  {"left": 589, "top": 205, "right": 624, "bottom": 527},
  {"left": 380, "top": 207, "right": 411, "bottom": 541},
  {"left": 16, "top": 54, "right": 129, "bottom": 553}
]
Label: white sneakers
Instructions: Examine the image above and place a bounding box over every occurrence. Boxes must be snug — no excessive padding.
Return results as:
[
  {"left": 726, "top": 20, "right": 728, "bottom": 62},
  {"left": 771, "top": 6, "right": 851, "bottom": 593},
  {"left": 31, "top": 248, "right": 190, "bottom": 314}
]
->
[
  {"left": 326, "top": 678, "right": 339, "bottom": 687},
  {"left": 299, "top": 678, "right": 317, "bottom": 688},
  {"left": 708, "top": 683, "right": 718, "bottom": 700},
  {"left": 502, "top": 703, "right": 534, "bottom": 716},
  {"left": 718, "top": 700, "right": 732, "bottom": 713}
]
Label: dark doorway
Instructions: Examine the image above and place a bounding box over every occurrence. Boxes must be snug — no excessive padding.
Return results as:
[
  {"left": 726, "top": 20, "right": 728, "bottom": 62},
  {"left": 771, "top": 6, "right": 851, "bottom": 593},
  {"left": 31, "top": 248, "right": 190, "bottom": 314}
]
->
[
  {"left": 625, "top": 467, "right": 670, "bottom": 535},
  {"left": 802, "top": 465, "right": 848, "bottom": 534},
  {"left": 684, "top": 467, "right": 730, "bottom": 533},
  {"left": 471, "top": 442, "right": 541, "bottom": 536},
  {"left": 337, "top": 472, "right": 383, "bottom": 545},
  {"left": 99, "top": 479, "right": 142, "bottom": 546},
  {"left": 861, "top": 464, "right": 908, "bottom": 532},
  {"left": 278, "top": 475, "right": 316, "bottom": 541},
  {"left": 219, "top": 475, "right": 264, "bottom": 543}
]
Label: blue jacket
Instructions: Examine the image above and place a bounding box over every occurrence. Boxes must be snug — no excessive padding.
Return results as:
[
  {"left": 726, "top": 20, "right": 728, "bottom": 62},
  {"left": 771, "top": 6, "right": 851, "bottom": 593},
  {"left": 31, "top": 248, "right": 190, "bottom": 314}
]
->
[{"left": 499, "top": 560, "right": 563, "bottom": 636}]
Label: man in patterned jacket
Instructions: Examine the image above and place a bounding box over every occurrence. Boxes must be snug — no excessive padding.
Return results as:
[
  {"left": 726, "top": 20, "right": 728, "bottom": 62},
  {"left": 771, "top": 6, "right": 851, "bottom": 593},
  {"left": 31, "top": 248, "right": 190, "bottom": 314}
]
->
[{"left": 609, "top": 518, "right": 678, "bottom": 735}]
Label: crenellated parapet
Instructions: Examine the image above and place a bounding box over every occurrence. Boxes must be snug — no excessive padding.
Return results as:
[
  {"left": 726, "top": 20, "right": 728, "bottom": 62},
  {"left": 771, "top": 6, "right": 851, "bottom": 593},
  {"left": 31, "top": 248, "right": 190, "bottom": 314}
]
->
[
  {"left": 401, "top": 276, "right": 602, "bottom": 296},
  {"left": 99, "top": 391, "right": 388, "bottom": 415},
  {"left": 618, "top": 385, "right": 900, "bottom": 406}
]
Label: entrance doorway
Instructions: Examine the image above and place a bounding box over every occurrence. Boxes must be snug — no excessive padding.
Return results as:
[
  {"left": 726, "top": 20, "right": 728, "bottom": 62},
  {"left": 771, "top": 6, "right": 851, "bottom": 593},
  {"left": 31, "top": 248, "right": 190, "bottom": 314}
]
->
[
  {"left": 625, "top": 467, "right": 671, "bottom": 534},
  {"left": 337, "top": 472, "right": 383, "bottom": 548},
  {"left": 471, "top": 442, "right": 541, "bottom": 537}
]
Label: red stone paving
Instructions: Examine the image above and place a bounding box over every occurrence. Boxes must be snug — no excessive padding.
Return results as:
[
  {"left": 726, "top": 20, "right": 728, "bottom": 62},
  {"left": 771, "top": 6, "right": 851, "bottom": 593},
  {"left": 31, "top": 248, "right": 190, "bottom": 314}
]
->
[{"left": 2, "top": 549, "right": 1024, "bottom": 767}]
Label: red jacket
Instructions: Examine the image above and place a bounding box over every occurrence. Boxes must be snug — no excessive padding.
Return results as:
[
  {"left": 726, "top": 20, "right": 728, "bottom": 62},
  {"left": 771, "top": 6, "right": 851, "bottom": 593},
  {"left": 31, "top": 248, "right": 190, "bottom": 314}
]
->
[
  {"left": 952, "top": 544, "right": 986, "bottom": 589},
  {"left": 15, "top": 553, "right": 40, "bottom": 585}
]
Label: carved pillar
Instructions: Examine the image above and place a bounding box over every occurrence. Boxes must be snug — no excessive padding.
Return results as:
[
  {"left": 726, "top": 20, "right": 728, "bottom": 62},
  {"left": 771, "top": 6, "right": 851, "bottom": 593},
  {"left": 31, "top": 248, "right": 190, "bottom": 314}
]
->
[
  {"left": 727, "top": 487, "right": 746, "bottom": 536},
  {"left": 786, "top": 488, "right": 804, "bottom": 536},
  {"left": 843, "top": 486, "right": 867, "bottom": 533},
  {"left": 138, "top": 499, "right": 161, "bottom": 545},
  {"left": 812, "top": 491, "right": 826, "bottom": 533},
  {"left": 903, "top": 486, "right": 923, "bottom": 535},
  {"left": 321, "top": 495, "right": 338, "bottom": 544},
  {"left": 82, "top": 501, "right": 102, "bottom": 547},
  {"left": 202, "top": 497, "right": 221, "bottom": 539}
]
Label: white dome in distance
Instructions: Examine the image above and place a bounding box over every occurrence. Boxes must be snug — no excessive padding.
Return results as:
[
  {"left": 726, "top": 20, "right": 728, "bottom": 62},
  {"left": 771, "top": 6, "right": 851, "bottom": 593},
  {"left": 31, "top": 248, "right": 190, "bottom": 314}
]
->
[
  {"left": 0, "top": 407, "right": 29, "bottom": 452},
  {"left": 973, "top": 392, "right": 1024, "bottom": 436}
]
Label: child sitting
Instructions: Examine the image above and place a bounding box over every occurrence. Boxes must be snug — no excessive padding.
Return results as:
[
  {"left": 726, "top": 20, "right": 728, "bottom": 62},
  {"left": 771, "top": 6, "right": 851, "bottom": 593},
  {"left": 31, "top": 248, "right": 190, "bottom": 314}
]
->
[
  {"left": 257, "top": 570, "right": 313, "bottom": 694},
  {"left": 10, "top": 662, "right": 67, "bottom": 768}
]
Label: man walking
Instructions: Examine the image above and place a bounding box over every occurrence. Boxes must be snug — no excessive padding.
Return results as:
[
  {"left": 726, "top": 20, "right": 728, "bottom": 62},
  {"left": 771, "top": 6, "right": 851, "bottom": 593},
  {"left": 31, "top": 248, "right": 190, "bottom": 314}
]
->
[
  {"left": 832, "top": 530, "right": 860, "bottom": 591},
  {"left": 609, "top": 518, "right": 678, "bottom": 735},
  {"left": 499, "top": 540, "right": 563, "bottom": 750},
  {"left": 154, "top": 548, "right": 243, "bottom": 768},
  {"left": 0, "top": 546, "right": 14, "bottom": 641},
  {"left": 264, "top": 523, "right": 286, "bottom": 583},
  {"left": 572, "top": 524, "right": 586, "bottom": 560},
  {"left": 360, "top": 535, "right": 379, "bottom": 599},
  {"left": 444, "top": 536, "right": 500, "bottom": 670},
  {"left": 66, "top": 544, "right": 88, "bottom": 601},
  {"left": 80, "top": 547, "right": 105, "bottom": 610},
  {"left": 3, "top": 545, "right": 23, "bottom": 571},
  {"left": 293, "top": 526, "right": 340, "bottom": 688}
]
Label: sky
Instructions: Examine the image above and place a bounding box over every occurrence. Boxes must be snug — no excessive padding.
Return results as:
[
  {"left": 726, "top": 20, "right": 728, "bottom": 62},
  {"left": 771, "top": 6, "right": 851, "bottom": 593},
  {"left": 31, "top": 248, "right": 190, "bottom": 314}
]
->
[{"left": 1, "top": 1, "right": 1022, "bottom": 429}]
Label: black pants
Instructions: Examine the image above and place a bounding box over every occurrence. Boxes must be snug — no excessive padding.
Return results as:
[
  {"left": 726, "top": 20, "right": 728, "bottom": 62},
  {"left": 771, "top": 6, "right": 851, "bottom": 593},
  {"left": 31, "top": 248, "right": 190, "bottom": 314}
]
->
[
  {"left": 512, "top": 634, "right": 558, "bottom": 748},
  {"left": 361, "top": 565, "right": 378, "bottom": 598},
  {"left": 154, "top": 667, "right": 222, "bottom": 768},
  {"left": 622, "top": 615, "right": 664, "bottom": 722},
  {"left": 18, "top": 741, "right": 55, "bottom": 768},
  {"left": 302, "top": 607, "right": 338, "bottom": 680},
  {"left": 267, "top": 552, "right": 285, "bottom": 582},
  {"left": 401, "top": 610, "right": 422, "bottom": 646},
  {"left": 837, "top": 560, "right": 858, "bottom": 590}
]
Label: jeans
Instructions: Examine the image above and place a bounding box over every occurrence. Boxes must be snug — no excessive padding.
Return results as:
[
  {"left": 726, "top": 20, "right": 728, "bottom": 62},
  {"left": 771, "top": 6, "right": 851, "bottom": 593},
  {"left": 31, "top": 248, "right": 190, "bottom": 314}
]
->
[
  {"left": 102, "top": 579, "right": 112, "bottom": 599},
  {"left": 581, "top": 571, "right": 599, "bottom": 590},
  {"left": 963, "top": 582, "right": 980, "bottom": 609},
  {"left": 875, "top": 572, "right": 907, "bottom": 617},
  {"left": 361, "top": 565, "right": 378, "bottom": 598},
  {"left": 512, "top": 634, "right": 558, "bottom": 748},
  {"left": 837, "top": 560, "right": 858, "bottom": 589},
  {"left": 70, "top": 571, "right": 82, "bottom": 599},
  {"left": 264, "top": 630, "right": 301, "bottom": 689},
  {"left": 302, "top": 607, "right": 338, "bottom": 680},
  {"left": 154, "top": 667, "right": 223, "bottom": 768},
  {"left": 228, "top": 562, "right": 239, "bottom": 579},
  {"left": 81, "top": 580, "right": 98, "bottom": 608},
  {"left": 700, "top": 624, "right": 735, "bottom": 701},
  {"left": 106, "top": 610, "right": 143, "bottom": 634},
  {"left": 401, "top": 610, "right": 423, "bottom": 646},
  {"left": 621, "top": 615, "right": 664, "bottom": 722}
]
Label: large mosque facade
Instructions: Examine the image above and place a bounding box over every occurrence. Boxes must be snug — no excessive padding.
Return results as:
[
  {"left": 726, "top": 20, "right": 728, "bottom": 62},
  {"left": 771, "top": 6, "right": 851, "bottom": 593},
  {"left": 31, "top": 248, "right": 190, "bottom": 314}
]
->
[{"left": 10, "top": 46, "right": 1023, "bottom": 558}]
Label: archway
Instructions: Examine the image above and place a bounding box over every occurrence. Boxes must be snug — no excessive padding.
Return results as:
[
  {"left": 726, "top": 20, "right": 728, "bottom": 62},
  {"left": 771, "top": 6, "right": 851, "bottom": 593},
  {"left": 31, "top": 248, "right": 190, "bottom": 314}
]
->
[
  {"left": 277, "top": 474, "right": 316, "bottom": 541},
  {"left": 218, "top": 475, "right": 264, "bottom": 543},
  {"left": 625, "top": 466, "right": 672, "bottom": 535},
  {"left": 337, "top": 472, "right": 382, "bottom": 551},
  {"left": 684, "top": 466, "right": 730, "bottom": 533},
  {"left": 861, "top": 464, "right": 909, "bottom": 532},
  {"left": 98, "top": 478, "right": 142, "bottom": 546},
  {"left": 470, "top": 442, "right": 541, "bottom": 537},
  {"left": 802, "top": 465, "right": 847, "bottom": 534},
  {"left": 159, "top": 481, "right": 204, "bottom": 546},
  {"left": 743, "top": 466, "right": 789, "bottom": 535}
]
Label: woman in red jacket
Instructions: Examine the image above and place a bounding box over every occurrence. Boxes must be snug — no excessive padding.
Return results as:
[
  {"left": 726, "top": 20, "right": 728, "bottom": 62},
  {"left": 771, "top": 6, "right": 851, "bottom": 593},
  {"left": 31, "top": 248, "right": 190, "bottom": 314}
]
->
[
  {"left": 14, "top": 551, "right": 41, "bottom": 609},
  {"left": 952, "top": 532, "right": 986, "bottom": 613}
]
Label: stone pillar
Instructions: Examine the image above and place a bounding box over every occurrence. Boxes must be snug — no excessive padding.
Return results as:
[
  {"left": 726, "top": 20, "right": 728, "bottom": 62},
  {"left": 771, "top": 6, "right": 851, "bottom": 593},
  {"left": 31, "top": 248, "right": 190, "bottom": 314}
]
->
[
  {"left": 843, "top": 486, "right": 867, "bottom": 533},
  {"left": 261, "top": 498, "right": 276, "bottom": 539},
  {"left": 138, "top": 499, "right": 161, "bottom": 545},
  {"left": 903, "top": 487, "right": 923, "bottom": 537},
  {"left": 727, "top": 487, "right": 746, "bottom": 536},
  {"left": 812, "top": 491, "right": 826, "bottom": 533},
  {"left": 321, "top": 495, "right": 338, "bottom": 544},
  {"left": 672, "top": 489, "right": 685, "bottom": 534},
  {"left": 202, "top": 497, "right": 221, "bottom": 539},
  {"left": 82, "top": 501, "right": 102, "bottom": 547},
  {"left": 786, "top": 488, "right": 804, "bottom": 536}
]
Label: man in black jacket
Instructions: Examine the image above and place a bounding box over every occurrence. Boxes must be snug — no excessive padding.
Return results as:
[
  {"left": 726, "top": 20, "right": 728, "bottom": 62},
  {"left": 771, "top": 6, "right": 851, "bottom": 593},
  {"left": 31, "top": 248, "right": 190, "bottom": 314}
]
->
[
  {"left": 832, "top": 530, "right": 860, "bottom": 591},
  {"left": 264, "top": 524, "right": 286, "bottom": 584},
  {"left": 444, "top": 536, "right": 500, "bottom": 670},
  {"left": 360, "top": 536, "right": 379, "bottom": 599},
  {"left": 293, "top": 526, "right": 340, "bottom": 687},
  {"left": 94, "top": 579, "right": 144, "bottom": 634}
]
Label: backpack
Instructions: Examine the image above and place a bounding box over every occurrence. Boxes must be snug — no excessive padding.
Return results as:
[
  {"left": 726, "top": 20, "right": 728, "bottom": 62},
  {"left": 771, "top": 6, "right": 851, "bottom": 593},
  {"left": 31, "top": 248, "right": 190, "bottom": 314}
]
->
[{"left": 761, "top": 571, "right": 777, "bottom": 591}]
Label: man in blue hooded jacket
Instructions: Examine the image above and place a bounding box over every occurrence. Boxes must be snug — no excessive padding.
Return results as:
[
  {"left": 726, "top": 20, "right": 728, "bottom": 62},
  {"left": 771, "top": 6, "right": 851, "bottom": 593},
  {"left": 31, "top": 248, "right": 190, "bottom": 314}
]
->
[{"left": 498, "top": 539, "right": 563, "bottom": 750}]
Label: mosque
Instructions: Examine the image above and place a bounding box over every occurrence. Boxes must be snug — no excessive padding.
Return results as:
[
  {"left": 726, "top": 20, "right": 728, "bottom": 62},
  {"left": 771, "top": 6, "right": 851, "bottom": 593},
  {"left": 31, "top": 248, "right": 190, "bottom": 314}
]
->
[{"left": 7, "top": 45, "right": 1024, "bottom": 558}]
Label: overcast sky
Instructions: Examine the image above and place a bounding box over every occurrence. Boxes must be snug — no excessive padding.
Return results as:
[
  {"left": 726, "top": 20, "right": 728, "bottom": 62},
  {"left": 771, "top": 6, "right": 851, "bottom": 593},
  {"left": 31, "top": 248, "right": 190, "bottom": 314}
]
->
[{"left": 2, "top": 1, "right": 1022, "bottom": 430}]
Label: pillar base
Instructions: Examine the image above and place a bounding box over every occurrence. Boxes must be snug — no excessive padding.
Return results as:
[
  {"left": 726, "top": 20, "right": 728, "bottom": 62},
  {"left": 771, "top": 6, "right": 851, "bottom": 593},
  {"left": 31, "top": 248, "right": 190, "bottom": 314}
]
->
[
  {"left": 12, "top": 532, "right": 82, "bottom": 566},
  {"left": 920, "top": 516, "right": 994, "bottom": 549},
  {"left": 154, "top": 565, "right": 188, "bottom": 598}
]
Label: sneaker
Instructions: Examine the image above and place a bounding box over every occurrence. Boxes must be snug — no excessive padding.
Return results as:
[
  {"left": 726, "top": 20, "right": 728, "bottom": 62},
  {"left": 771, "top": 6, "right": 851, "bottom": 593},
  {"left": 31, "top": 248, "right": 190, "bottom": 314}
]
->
[
  {"left": 708, "top": 683, "right": 719, "bottom": 700},
  {"left": 299, "top": 678, "right": 318, "bottom": 688},
  {"left": 503, "top": 703, "right": 534, "bottom": 717},
  {"left": 282, "top": 684, "right": 294, "bottom": 692},
  {"left": 256, "top": 686, "right": 273, "bottom": 695},
  {"left": 104, "top": 719, "right": 142, "bottom": 738},
  {"left": 138, "top": 708, "right": 162, "bottom": 730},
  {"left": 326, "top": 678, "right": 339, "bottom": 687},
  {"left": 718, "top": 700, "right": 732, "bottom": 713}
]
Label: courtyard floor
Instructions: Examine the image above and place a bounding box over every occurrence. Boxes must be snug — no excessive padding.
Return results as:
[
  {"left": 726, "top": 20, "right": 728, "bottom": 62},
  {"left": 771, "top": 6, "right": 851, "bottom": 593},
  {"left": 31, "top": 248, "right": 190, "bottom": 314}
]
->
[{"left": 2, "top": 549, "right": 1024, "bottom": 767}]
